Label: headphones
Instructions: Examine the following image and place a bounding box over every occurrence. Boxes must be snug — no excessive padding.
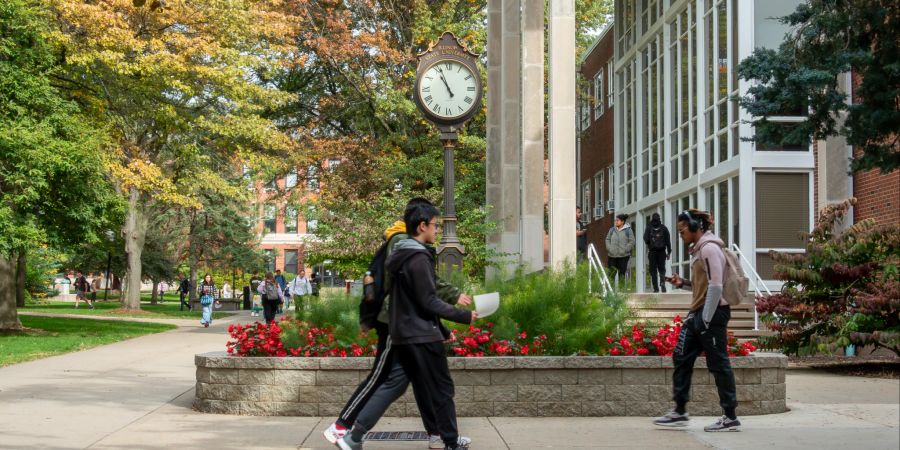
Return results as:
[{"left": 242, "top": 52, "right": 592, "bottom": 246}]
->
[{"left": 680, "top": 210, "right": 702, "bottom": 232}]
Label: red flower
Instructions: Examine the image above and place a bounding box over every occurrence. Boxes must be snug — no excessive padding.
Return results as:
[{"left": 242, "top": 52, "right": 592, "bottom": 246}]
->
[{"left": 636, "top": 348, "right": 650, "bottom": 356}]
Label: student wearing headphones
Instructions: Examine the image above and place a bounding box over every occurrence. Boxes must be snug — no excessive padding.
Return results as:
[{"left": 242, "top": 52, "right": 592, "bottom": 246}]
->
[{"left": 653, "top": 209, "right": 740, "bottom": 432}]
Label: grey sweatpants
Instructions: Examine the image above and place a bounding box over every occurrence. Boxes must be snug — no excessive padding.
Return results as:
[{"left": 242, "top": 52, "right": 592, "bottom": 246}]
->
[{"left": 355, "top": 359, "right": 421, "bottom": 432}]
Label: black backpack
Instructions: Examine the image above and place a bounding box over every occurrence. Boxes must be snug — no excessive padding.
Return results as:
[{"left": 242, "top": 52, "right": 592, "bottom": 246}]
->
[
  {"left": 359, "top": 239, "right": 390, "bottom": 328},
  {"left": 649, "top": 226, "right": 667, "bottom": 250}
]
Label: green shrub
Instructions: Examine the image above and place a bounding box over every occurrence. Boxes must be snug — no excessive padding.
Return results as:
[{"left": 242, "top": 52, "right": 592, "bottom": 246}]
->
[{"left": 287, "top": 290, "right": 372, "bottom": 347}]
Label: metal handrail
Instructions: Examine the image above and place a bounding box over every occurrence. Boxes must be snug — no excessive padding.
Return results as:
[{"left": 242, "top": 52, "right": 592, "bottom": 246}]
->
[
  {"left": 587, "top": 243, "right": 615, "bottom": 296},
  {"left": 730, "top": 243, "right": 772, "bottom": 331}
]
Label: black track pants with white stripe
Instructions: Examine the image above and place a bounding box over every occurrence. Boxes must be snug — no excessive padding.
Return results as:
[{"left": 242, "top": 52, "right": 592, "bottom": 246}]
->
[{"left": 335, "top": 322, "right": 395, "bottom": 429}]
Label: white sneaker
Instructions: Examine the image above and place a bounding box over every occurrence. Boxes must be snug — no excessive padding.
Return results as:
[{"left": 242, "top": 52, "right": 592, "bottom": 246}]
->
[
  {"left": 323, "top": 422, "right": 348, "bottom": 444},
  {"left": 429, "top": 435, "right": 471, "bottom": 449}
]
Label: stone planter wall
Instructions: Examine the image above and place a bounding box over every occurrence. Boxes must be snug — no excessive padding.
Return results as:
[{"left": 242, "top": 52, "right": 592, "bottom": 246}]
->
[{"left": 194, "top": 352, "right": 788, "bottom": 417}]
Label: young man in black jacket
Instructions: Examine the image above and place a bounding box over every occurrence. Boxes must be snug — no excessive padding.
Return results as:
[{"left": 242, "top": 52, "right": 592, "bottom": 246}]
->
[
  {"left": 386, "top": 203, "right": 475, "bottom": 450},
  {"left": 643, "top": 212, "right": 672, "bottom": 293}
]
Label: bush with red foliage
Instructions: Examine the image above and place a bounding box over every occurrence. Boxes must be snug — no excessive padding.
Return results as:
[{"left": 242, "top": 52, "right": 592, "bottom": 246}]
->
[{"left": 604, "top": 316, "right": 757, "bottom": 357}]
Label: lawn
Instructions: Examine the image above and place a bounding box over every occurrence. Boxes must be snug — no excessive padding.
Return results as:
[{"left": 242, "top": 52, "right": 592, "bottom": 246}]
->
[
  {"left": 18, "top": 298, "right": 235, "bottom": 320},
  {"left": 0, "top": 316, "right": 177, "bottom": 367}
]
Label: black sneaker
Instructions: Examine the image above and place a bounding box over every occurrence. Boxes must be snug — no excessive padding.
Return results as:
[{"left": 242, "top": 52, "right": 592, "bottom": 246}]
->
[
  {"left": 704, "top": 416, "right": 741, "bottom": 432},
  {"left": 653, "top": 410, "right": 690, "bottom": 428}
]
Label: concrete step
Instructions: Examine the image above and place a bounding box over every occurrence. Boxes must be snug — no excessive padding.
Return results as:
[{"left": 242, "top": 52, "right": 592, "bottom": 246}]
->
[
  {"left": 629, "top": 292, "right": 759, "bottom": 305},
  {"left": 629, "top": 302, "right": 757, "bottom": 312},
  {"left": 632, "top": 310, "right": 757, "bottom": 320}
]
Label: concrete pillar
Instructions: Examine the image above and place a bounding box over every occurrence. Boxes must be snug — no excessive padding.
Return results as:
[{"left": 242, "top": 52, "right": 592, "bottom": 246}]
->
[
  {"left": 485, "top": 0, "right": 504, "bottom": 279},
  {"left": 520, "top": 0, "right": 545, "bottom": 273},
  {"left": 548, "top": 0, "right": 577, "bottom": 269}
]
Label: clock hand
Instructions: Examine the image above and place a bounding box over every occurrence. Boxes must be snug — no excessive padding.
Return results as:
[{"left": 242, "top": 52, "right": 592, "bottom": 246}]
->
[{"left": 437, "top": 68, "right": 455, "bottom": 98}]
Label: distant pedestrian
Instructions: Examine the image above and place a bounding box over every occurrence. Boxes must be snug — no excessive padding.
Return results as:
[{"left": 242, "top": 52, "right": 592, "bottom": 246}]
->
[
  {"left": 287, "top": 268, "right": 312, "bottom": 313},
  {"left": 605, "top": 213, "right": 635, "bottom": 287},
  {"left": 274, "top": 269, "right": 287, "bottom": 313},
  {"left": 158, "top": 281, "right": 168, "bottom": 302},
  {"left": 257, "top": 272, "right": 284, "bottom": 324},
  {"left": 654, "top": 209, "right": 740, "bottom": 432},
  {"left": 178, "top": 273, "right": 191, "bottom": 311},
  {"left": 73, "top": 271, "right": 94, "bottom": 309},
  {"left": 576, "top": 206, "right": 588, "bottom": 260},
  {"left": 250, "top": 272, "right": 262, "bottom": 317},
  {"left": 90, "top": 273, "right": 102, "bottom": 301},
  {"left": 198, "top": 274, "right": 218, "bottom": 328},
  {"left": 643, "top": 212, "right": 672, "bottom": 293}
]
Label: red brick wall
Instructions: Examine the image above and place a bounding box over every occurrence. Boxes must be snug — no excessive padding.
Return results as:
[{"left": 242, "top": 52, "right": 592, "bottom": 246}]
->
[{"left": 853, "top": 147, "right": 900, "bottom": 226}]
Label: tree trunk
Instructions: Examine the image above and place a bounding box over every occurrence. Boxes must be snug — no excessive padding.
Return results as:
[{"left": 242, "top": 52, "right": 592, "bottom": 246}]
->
[
  {"left": 150, "top": 279, "right": 159, "bottom": 305},
  {"left": 122, "top": 188, "right": 148, "bottom": 310},
  {"left": 0, "top": 253, "right": 23, "bottom": 331},
  {"left": 15, "top": 251, "right": 26, "bottom": 307},
  {"left": 189, "top": 258, "right": 198, "bottom": 303}
]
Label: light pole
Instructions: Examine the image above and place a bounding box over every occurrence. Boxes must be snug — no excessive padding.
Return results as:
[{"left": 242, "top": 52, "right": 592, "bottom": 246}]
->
[{"left": 103, "top": 230, "right": 115, "bottom": 302}]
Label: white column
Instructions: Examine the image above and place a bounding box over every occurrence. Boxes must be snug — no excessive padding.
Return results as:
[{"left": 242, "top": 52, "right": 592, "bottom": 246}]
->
[
  {"left": 548, "top": 0, "right": 577, "bottom": 269},
  {"left": 520, "top": 0, "right": 545, "bottom": 273},
  {"left": 499, "top": 0, "right": 523, "bottom": 275},
  {"left": 485, "top": 0, "right": 504, "bottom": 280}
]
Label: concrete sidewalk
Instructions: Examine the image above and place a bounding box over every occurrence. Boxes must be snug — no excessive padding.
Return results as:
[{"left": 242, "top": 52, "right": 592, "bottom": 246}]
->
[{"left": 0, "top": 312, "right": 897, "bottom": 449}]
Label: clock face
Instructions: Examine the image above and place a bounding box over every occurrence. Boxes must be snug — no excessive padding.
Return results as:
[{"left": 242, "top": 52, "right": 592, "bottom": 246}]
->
[{"left": 418, "top": 60, "right": 479, "bottom": 120}]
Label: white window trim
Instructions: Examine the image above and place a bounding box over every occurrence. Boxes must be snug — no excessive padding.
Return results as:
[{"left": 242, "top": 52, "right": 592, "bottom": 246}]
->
[{"left": 594, "top": 69, "right": 605, "bottom": 117}]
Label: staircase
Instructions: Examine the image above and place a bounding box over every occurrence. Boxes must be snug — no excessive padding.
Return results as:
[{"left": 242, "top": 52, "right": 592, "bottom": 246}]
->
[{"left": 627, "top": 292, "right": 774, "bottom": 340}]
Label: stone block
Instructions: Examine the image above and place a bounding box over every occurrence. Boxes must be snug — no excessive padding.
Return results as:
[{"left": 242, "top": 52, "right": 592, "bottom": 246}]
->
[
  {"left": 690, "top": 403, "right": 721, "bottom": 416},
  {"left": 660, "top": 358, "right": 675, "bottom": 369},
  {"left": 238, "top": 369, "right": 274, "bottom": 385},
  {"left": 777, "top": 368, "right": 786, "bottom": 384},
  {"left": 474, "top": 385, "right": 517, "bottom": 402},
  {"left": 741, "top": 368, "right": 761, "bottom": 385},
  {"left": 259, "top": 385, "right": 300, "bottom": 402},
  {"left": 738, "top": 400, "right": 762, "bottom": 415},
  {"left": 318, "top": 403, "right": 344, "bottom": 417},
  {"left": 626, "top": 401, "right": 669, "bottom": 416},
  {"left": 622, "top": 368, "right": 666, "bottom": 385},
  {"left": 454, "top": 385, "right": 474, "bottom": 402},
  {"left": 648, "top": 385, "right": 672, "bottom": 402},
  {"left": 195, "top": 382, "right": 214, "bottom": 400},
  {"left": 562, "top": 385, "right": 604, "bottom": 402},
  {"left": 319, "top": 358, "right": 372, "bottom": 370},
  {"left": 578, "top": 369, "right": 622, "bottom": 385},
  {"left": 447, "top": 358, "right": 466, "bottom": 370},
  {"left": 398, "top": 388, "right": 415, "bottom": 403},
  {"left": 613, "top": 357, "right": 664, "bottom": 368},
  {"left": 276, "top": 402, "right": 317, "bottom": 416},
  {"left": 582, "top": 401, "right": 624, "bottom": 416},
  {"left": 239, "top": 401, "right": 277, "bottom": 415},
  {"left": 494, "top": 402, "right": 537, "bottom": 416},
  {"left": 197, "top": 354, "right": 235, "bottom": 369},
  {"left": 760, "top": 399, "right": 787, "bottom": 414},
  {"left": 736, "top": 384, "right": 772, "bottom": 401},
  {"left": 466, "top": 357, "right": 515, "bottom": 370},
  {"left": 514, "top": 357, "right": 568, "bottom": 369},
  {"left": 194, "top": 399, "right": 240, "bottom": 414},
  {"left": 456, "top": 402, "right": 494, "bottom": 417},
  {"left": 316, "top": 370, "right": 359, "bottom": 386},
  {"left": 271, "top": 370, "right": 316, "bottom": 386},
  {"left": 222, "top": 384, "right": 260, "bottom": 401},
  {"left": 773, "top": 383, "right": 786, "bottom": 400},
  {"left": 318, "top": 386, "right": 353, "bottom": 403},
  {"left": 606, "top": 385, "right": 648, "bottom": 402},
  {"left": 208, "top": 368, "right": 239, "bottom": 384},
  {"left": 518, "top": 385, "right": 561, "bottom": 402},
  {"left": 231, "top": 358, "right": 278, "bottom": 369},
  {"left": 536, "top": 402, "right": 582, "bottom": 417},
  {"left": 196, "top": 367, "right": 211, "bottom": 383},
  {"left": 760, "top": 368, "right": 778, "bottom": 384},
  {"left": 451, "top": 370, "right": 491, "bottom": 386},
  {"left": 564, "top": 357, "right": 616, "bottom": 369},
  {"left": 490, "top": 370, "right": 534, "bottom": 385},
  {"left": 297, "top": 386, "right": 320, "bottom": 403},
  {"left": 691, "top": 386, "right": 719, "bottom": 403},
  {"left": 534, "top": 369, "right": 577, "bottom": 385}
]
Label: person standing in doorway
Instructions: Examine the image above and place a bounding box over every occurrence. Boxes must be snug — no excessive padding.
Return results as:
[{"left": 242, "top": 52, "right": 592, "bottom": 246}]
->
[
  {"left": 605, "top": 214, "right": 635, "bottom": 287},
  {"left": 643, "top": 212, "right": 672, "bottom": 293},
  {"left": 576, "top": 206, "right": 588, "bottom": 260},
  {"left": 198, "top": 274, "right": 218, "bottom": 328},
  {"left": 287, "top": 268, "right": 312, "bottom": 313},
  {"left": 178, "top": 273, "right": 191, "bottom": 311},
  {"left": 653, "top": 209, "right": 740, "bottom": 432}
]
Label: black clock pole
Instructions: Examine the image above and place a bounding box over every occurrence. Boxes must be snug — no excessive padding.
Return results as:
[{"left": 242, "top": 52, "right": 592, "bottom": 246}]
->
[{"left": 437, "top": 129, "right": 465, "bottom": 271}]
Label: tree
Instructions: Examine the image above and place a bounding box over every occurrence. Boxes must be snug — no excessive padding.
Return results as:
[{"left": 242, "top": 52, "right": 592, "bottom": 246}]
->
[
  {"left": 756, "top": 198, "right": 900, "bottom": 356},
  {"left": 737, "top": 0, "right": 900, "bottom": 173},
  {"left": 0, "top": 0, "right": 120, "bottom": 330},
  {"left": 49, "top": 0, "right": 297, "bottom": 309}
]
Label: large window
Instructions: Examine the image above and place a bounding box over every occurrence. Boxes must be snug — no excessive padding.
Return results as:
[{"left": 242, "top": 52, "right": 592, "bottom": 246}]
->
[
  {"left": 594, "top": 69, "right": 605, "bottom": 118},
  {"left": 307, "top": 165, "right": 319, "bottom": 192},
  {"left": 284, "top": 205, "right": 298, "bottom": 234},
  {"left": 263, "top": 204, "right": 276, "bottom": 234},
  {"left": 284, "top": 249, "right": 298, "bottom": 275},
  {"left": 703, "top": 0, "right": 740, "bottom": 169},
  {"left": 593, "top": 171, "right": 605, "bottom": 220},
  {"left": 306, "top": 205, "right": 318, "bottom": 234},
  {"left": 669, "top": 191, "right": 698, "bottom": 278},
  {"left": 581, "top": 180, "right": 591, "bottom": 220},
  {"left": 607, "top": 61, "right": 615, "bottom": 107},
  {"left": 264, "top": 249, "right": 276, "bottom": 273},
  {"left": 579, "top": 81, "right": 591, "bottom": 131},
  {"left": 755, "top": 172, "right": 810, "bottom": 279},
  {"left": 285, "top": 168, "right": 298, "bottom": 190}
]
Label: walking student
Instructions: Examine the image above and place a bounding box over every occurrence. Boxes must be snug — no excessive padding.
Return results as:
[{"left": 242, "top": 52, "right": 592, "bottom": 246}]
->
[
  {"left": 327, "top": 198, "right": 471, "bottom": 450},
  {"left": 605, "top": 213, "right": 635, "bottom": 287},
  {"left": 287, "top": 268, "right": 312, "bottom": 313},
  {"left": 178, "top": 273, "right": 191, "bottom": 311},
  {"left": 643, "top": 212, "right": 672, "bottom": 293},
  {"left": 250, "top": 272, "right": 262, "bottom": 317},
  {"left": 653, "top": 209, "right": 741, "bottom": 432},
  {"left": 257, "top": 272, "right": 284, "bottom": 324},
  {"left": 73, "top": 271, "right": 94, "bottom": 309},
  {"left": 274, "top": 269, "right": 287, "bottom": 313},
  {"left": 198, "top": 274, "right": 218, "bottom": 328}
]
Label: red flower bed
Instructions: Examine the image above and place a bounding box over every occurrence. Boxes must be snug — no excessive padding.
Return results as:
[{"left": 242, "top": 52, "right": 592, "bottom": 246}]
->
[
  {"left": 446, "top": 323, "right": 548, "bottom": 357},
  {"left": 604, "top": 316, "right": 757, "bottom": 357},
  {"left": 227, "top": 320, "right": 376, "bottom": 357}
]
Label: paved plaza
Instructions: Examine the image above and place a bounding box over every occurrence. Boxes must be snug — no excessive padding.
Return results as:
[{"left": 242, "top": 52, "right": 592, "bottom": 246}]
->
[{"left": 1, "top": 312, "right": 897, "bottom": 450}]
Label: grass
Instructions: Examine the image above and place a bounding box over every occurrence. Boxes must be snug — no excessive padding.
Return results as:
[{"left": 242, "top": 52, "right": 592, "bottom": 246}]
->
[
  {"left": 0, "top": 316, "right": 176, "bottom": 367},
  {"left": 18, "top": 298, "right": 235, "bottom": 320}
]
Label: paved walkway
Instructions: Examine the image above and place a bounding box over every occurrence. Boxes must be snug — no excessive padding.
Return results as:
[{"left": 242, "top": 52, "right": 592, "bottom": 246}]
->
[{"left": 1, "top": 311, "right": 897, "bottom": 449}]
